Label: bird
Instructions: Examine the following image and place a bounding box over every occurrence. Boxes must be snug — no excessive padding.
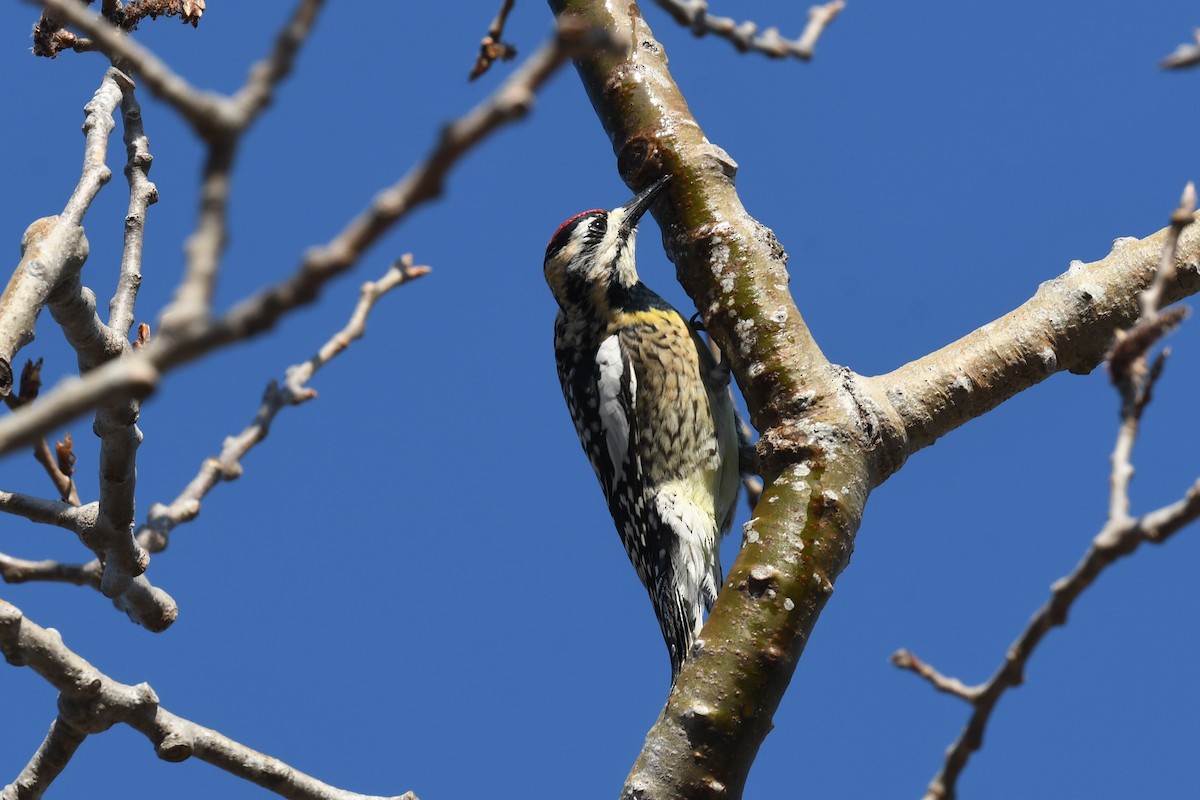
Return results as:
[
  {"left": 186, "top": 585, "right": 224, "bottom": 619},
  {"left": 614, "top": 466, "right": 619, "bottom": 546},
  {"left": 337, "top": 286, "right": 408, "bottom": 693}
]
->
[{"left": 543, "top": 176, "right": 740, "bottom": 679}]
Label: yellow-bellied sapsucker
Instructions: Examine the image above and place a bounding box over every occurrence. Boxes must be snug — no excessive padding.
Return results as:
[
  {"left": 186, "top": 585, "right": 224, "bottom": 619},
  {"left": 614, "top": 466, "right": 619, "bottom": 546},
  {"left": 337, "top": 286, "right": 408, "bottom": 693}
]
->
[{"left": 544, "top": 176, "right": 740, "bottom": 679}]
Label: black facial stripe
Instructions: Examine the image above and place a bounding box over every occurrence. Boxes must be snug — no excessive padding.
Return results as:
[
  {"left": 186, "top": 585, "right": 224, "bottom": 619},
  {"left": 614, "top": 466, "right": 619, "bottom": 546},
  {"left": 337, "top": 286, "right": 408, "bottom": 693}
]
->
[{"left": 545, "top": 210, "right": 606, "bottom": 261}]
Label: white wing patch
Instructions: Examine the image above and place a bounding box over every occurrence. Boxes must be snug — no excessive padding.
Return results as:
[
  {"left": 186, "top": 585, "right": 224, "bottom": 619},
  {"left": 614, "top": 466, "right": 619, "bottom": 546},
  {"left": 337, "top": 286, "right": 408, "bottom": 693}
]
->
[{"left": 595, "top": 334, "right": 634, "bottom": 490}]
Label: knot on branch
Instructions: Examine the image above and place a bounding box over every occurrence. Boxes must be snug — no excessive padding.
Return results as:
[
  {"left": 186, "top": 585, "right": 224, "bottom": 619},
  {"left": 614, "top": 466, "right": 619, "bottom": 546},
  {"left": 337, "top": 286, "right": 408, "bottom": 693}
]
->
[
  {"left": 746, "top": 565, "right": 780, "bottom": 598},
  {"left": 617, "top": 133, "right": 670, "bottom": 190},
  {"left": 756, "top": 420, "right": 820, "bottom": 478}
]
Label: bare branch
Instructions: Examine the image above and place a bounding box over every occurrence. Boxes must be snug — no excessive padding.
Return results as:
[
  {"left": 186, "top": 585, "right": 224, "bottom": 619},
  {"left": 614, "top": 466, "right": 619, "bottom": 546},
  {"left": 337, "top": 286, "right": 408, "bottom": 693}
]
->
[
  {"left": 0, "top": 23, "right": 597, "bottom": 456},
  {"left": 108, "top": 79, "right": 158, "bottom": 337},
  {"left": 0, "top": 492, "right": 95, "bottom": 533},
  {"left": 1, "top": 717, "right": 88, "bottom": 800},
  {"left": 228, "top": 0, "right": 323, "bottom": 122},
  {"left": 0, "top": 553, "right": 98, "bottom": 587},
  {"left": 470, "top": 0, "right": 518, "bottom": 80},
  {"left": 3, "top": 256, "right": 427, "bottom": 632},
  {"left": 909, "top": 483, "right": 1200, "bottom": 800},
  {"left": 33, "top": 0, "right": 237, "bottom": 139},
  {"left": 0, "top": 598, "right": 415, "bottom": 800},
  {"left": 903, "top": 189, "right": 1200, "bottom": 800},
  {"left": 36, "top": 435, "right": 81, "bottom": 506},
  {"left": 121, "top": 0, "right": 206, "bottom": 28},
  {"left": 0, "top": 218, "right": 88, "bottom": 399},
  {"left": 138, "top": 256, "right": 429, "bottom": 555},
  {"left": 650, "top": 0, "right": 844, "bottom": 60},
  {"left": 889, "top": 650, "right": 980, "bottom": 702},
  {"left": 0, "top": 71, "right": 138, "bottom": 580},
  {"left": 862, "top": 210, "right": 1200, "bottom": 479}
]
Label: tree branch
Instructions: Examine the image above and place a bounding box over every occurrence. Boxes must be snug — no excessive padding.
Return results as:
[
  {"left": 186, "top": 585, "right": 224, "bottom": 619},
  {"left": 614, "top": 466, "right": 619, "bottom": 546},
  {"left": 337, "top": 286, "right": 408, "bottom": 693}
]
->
[
  {"left": 860, "top": 215, "right": 1200, "bottom": 479},
  {"left": 0, "top": 22, "right": 601, "bottom": 457},
  {"left": 551, "top": 2, "right": 862, "bottom": 797},
  {"left": 0, "top": 597, "right": 415, "bottom": 800},
  {"left": 650, "top": 0, "right": 844, "bottom": 60},
  {"left": 108, "top": 78, "right": 157, "bottom": 337},
  {"left": 1, "top": 717, "right": 88, "bottom": 800},
  {"left": 1161, "top": 27, "right": 1200, "bottom": 69},
  {"left": 32, "top": 0, "right": 235, "bottom": 139},
  {"left": 469, "top": 0, "right": 517, "bottom": 80},
  {"left": 2, "top": 256, "right": 427, "bottom": 632},
  {"left": 899, "top": 188, "right": 1200, "bottom": 800}
]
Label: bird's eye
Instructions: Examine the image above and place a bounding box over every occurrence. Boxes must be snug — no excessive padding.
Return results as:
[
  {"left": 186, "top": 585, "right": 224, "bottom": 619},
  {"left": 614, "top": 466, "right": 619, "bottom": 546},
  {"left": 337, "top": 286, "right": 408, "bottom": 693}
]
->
[{"left": 589, "top": 217, "right": 607, "bottom": 236}]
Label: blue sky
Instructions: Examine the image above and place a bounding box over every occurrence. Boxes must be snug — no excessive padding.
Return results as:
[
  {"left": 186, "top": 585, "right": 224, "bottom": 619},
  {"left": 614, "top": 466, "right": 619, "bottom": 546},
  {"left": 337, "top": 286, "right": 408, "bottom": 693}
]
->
[{"left": 2, "top": 2, "right": 1198, "bottom": 798}]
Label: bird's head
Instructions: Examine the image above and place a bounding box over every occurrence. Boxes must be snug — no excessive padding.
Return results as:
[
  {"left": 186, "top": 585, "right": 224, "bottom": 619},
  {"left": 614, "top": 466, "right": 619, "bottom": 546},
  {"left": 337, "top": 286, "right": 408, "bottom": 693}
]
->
[{"left": 543, "top": 176, "right": 670, "bottom": 317}]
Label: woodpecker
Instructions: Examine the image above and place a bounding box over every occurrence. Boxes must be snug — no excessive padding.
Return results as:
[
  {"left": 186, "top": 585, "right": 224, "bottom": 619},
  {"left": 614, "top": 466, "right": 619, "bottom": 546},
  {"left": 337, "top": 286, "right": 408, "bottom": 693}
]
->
[{"left": 544, "top": 176, "right": 740, "bottom": 679}]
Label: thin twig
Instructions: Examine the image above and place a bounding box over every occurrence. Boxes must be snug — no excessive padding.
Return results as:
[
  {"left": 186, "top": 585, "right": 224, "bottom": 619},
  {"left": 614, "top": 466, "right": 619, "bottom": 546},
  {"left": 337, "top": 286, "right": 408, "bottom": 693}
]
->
[
  {"left": 1, "top": 717, "right": 88, "bottom": 800},
  {"left": 138, "top": 256, "right": 429, "bottom": 555},
  {"left": 108, "top": 78, "right": 157, "bottom": 337},
  {"left": 469, "top": 0, "right": 518, "bottom": 80},
  {"left": 34, "top": 0, "right": 237, "bottom": 139},
  {"left": 1161, "top": 28, "right": 1200, "bottom": 69},
  {"left": 2, "top": 259, "right": 428, "bottom": 624},
  {"left": 230, "top": 0, "right": 321, "bottom": 121},
  {"left": 651, "top": 0, "right": 844, "bottom": 60}
]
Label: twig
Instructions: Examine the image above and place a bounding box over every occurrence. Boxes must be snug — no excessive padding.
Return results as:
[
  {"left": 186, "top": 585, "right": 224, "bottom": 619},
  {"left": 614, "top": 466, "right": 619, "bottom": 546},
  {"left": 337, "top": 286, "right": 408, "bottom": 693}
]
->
[
  {"left": 904, "top": 477, "right": 1200, "bottom": 800},
  {"left": 138, "top": 256, "right": 429, "bottom": 555},
  {"left": 1161, "top": 28, "right": 1200, "bottom": 69},
  {"left": 1, "top": 717, "right": 88, "bottom": 800},
  {"left": 889, "top": 650, "right": 979, "bottom": 701},
  {"left": 34, "top": 0, "right": 239, "bottom": 139},
  {"left": 0, "top": 598, "right": 415, "bottom": 800},
  {"left": 121, "top": 0, "right": 206, "bottom": 28},
  {"left": 3, "top": 359, "right": 80, "bottom": 505},
  {"left": 162, "top": 0, "right": 325, "bottom": 333},
  {"left": 0, "top": 553, "right": 98, "bottom": 587},
  {"left": 651, "top": 0, "right": 844, "bottom": 60},
  {"left": 0, "top": 492, "right": 96, "bottom": 533},
  {"left": 469, "top": 0, "right": 518, "bottom": 80},
  {"left": 2, "top": 259, "right": 428, "bottom": 622},
  {"left": 108, "top": 77, "right": 157, "bottom": 337},
  {"left": 33, "top": 0, "right": 206, "bottom": 59},
  {"left": 34, "top": 436, "right": 81, "bottom": 506}
]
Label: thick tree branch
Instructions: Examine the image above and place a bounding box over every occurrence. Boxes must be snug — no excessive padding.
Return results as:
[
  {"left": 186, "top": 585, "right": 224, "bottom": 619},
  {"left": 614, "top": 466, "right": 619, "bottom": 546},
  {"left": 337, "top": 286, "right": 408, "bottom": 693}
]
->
[
  {"left": 899, "top": 189, "right": 1199, "bottom": 800},
  {"left": 551, "top": 2, "right": 862, "bottom": 797},
  {"left": 551, "top": 3, "right": 1200, "bottom": 798},
  {"left": 0, "top": 598, "right": 415, "bottom": 800},
  {"left": 860, "top": 217, "right": 1200, "bottom": 479}
]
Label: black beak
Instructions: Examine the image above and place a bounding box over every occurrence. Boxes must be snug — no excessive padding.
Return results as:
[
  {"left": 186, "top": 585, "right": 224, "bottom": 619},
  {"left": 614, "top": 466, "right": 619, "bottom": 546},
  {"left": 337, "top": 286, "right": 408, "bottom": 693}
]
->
[{"left": 618, "top": 175, "right": 671, "bottom": 235}]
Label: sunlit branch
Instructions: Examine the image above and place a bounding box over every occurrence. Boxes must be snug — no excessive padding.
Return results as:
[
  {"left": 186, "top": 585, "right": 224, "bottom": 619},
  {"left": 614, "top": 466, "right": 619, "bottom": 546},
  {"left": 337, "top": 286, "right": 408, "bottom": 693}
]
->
[{"left": 650, "top": 0, "right": 844, "bottom": 60}]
